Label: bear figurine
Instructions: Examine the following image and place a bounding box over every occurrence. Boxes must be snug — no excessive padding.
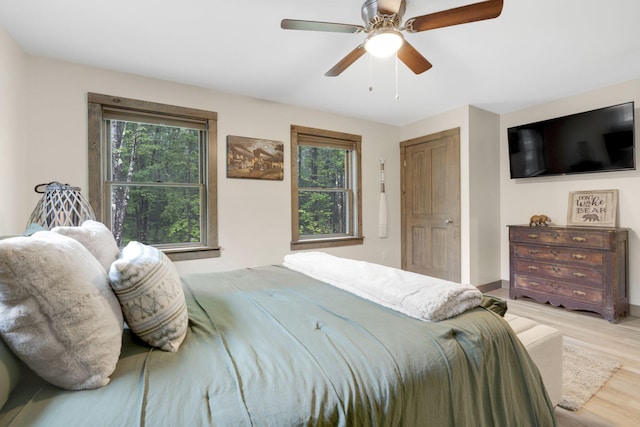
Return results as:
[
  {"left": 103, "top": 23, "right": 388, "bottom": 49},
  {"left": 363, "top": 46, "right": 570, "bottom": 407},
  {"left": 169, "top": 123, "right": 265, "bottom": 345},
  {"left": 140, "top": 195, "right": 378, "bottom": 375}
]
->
[{"left": 529, "top": 214, "right": 552, "bottom": 226}]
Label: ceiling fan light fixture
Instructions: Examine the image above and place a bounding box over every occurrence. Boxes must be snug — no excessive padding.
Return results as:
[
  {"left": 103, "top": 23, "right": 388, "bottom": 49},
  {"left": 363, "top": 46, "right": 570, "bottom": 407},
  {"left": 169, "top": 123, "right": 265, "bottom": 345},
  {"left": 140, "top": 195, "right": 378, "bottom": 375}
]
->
[{"left": 364, "top": 28, "right": 404, "bottom": 58}]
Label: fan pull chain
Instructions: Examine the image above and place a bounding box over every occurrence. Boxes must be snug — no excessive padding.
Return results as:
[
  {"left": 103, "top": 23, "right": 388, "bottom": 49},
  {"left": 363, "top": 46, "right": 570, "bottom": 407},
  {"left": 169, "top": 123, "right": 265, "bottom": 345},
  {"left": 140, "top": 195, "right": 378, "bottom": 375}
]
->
[{"left": 369, "top": 54, "right": 374, "bottom": 92}]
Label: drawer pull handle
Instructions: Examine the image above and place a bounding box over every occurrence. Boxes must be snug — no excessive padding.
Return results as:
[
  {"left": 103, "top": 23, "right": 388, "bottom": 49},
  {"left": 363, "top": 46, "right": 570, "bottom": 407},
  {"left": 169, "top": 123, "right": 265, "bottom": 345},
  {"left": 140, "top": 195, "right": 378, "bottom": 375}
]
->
[
  {"left": 573, "top": 236, "right": 587, "bottom": 242},
  {"left": 529, "top": 250, "right": 540, "bottom": 255},
  {"left": 527, "top": 234, "right": 539, "bottom": 239},
  {"left": 527, "top": 265, "right": 539, "bottom": 271},
  {"left": 573, "top": 272, "right": 587, "bottom": 278},
  {"left": 572, "top": 254, "right": 587, "bottom": 260},
  {"left": 573, "top": 290, "right": 586, "bottom": 297},
  {"left": 528, "top": 282, "right": 540, "bottom": 287}
]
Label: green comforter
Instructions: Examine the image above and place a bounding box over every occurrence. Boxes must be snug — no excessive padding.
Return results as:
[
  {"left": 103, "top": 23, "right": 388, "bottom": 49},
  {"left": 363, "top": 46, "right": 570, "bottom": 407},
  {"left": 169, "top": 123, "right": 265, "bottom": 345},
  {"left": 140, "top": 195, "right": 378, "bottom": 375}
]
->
[{"left": 1, "top": 266, "right": 555, "bottom": 426}]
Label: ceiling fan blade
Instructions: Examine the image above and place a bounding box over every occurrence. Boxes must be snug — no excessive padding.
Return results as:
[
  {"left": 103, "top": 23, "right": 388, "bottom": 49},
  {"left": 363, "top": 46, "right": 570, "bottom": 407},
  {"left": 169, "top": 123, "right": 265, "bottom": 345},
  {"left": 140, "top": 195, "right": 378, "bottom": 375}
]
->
[
  {"left": 281, "top": 19, "right": 364, "bottom": 33},
  {"left": 325, "top": 45, "right": 366, "bottom": 77},
  {"left": 377, "top": 0, "right": 404, "bottom": 15},
  {"left": 405, "top": 0, "right": 503, "bottom": 32},
  {"left": 397, "top": 41, "right": 432, "bottom": 74}
]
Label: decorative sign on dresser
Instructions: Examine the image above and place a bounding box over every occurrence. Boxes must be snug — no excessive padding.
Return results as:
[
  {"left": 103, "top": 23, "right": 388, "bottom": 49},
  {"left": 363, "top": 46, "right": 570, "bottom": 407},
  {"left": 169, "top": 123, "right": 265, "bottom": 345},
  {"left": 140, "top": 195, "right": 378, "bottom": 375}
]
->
[{"left": 508, "top": 225, "right": 629, "bottom": 323}]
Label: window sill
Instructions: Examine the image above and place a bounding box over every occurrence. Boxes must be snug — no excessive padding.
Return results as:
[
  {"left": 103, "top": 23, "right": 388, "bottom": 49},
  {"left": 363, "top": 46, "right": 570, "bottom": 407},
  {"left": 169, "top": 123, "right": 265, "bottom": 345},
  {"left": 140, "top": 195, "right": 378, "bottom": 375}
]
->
[
  {"left": 290, "top": 236, "right": 364, "bottom": 251},
  {"left": 163, "top": 246, "right": 221, "bottom": 262}
]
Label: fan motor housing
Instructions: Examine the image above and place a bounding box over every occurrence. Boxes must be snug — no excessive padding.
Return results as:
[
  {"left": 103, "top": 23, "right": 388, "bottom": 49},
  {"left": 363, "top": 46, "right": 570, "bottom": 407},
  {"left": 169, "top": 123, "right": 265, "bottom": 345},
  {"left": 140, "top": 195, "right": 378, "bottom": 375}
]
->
[{"left": 361, "top": 0, "right": 406, "bottom": 30}]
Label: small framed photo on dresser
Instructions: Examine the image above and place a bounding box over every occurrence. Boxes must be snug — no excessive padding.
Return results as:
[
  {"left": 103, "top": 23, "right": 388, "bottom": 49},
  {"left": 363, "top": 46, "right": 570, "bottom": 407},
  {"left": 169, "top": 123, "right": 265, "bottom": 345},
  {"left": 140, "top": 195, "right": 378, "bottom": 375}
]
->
[{"left": 567, "top": 189, "right": 618, "bottom": 227}]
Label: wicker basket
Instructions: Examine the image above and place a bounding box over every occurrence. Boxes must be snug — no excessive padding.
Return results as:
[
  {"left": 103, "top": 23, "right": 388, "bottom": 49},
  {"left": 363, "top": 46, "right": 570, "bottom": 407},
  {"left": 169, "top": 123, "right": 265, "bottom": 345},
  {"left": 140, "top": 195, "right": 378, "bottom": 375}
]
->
[{"left": 27, "top": 182, "right": 95, "bottom": 229}]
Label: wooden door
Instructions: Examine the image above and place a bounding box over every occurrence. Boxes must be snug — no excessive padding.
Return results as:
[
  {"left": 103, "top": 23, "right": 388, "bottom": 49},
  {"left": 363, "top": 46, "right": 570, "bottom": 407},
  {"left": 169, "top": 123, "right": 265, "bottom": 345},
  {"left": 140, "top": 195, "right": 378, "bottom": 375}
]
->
[{"left": 400, "top": 128, "right": 461, "bottom": 281}]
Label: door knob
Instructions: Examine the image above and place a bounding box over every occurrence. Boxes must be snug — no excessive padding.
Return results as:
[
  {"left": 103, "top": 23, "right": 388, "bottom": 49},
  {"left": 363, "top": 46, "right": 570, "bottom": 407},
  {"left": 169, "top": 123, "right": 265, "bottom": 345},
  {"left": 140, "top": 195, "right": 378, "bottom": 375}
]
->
[{"left": 445, "top": 218, "right": 454, "bottom": 224}]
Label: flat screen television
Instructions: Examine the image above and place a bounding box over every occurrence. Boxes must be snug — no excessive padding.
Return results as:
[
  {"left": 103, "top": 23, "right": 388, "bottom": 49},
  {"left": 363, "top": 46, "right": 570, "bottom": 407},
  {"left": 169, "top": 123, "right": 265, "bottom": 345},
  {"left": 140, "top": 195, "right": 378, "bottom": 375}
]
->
[{"left": 508, "top": 102, "right": 635, "bottom": 178}]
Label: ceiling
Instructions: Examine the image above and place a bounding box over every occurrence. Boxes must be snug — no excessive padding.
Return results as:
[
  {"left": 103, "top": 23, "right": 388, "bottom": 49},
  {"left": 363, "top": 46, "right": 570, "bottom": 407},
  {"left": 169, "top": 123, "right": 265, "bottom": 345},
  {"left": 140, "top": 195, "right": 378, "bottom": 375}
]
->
[{"left": 1, "top": 0, "right": 640, "bottom": 126}]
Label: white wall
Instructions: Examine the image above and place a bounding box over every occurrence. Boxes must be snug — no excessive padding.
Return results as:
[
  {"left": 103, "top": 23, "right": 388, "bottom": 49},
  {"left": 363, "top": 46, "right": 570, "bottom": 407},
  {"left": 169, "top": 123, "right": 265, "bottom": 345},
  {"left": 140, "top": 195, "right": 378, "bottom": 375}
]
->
[
  {"left": 0, "top": 26, "right": 28, "bottom": 235},
  {"left": 20, "top": 56, "right": 403, "bottom": 274},
  {"left": 500, "top": 79, "right": 640, "bottom": 306},
  {"left": 468, "top": 106, "right": 501, "bottom": 286}
]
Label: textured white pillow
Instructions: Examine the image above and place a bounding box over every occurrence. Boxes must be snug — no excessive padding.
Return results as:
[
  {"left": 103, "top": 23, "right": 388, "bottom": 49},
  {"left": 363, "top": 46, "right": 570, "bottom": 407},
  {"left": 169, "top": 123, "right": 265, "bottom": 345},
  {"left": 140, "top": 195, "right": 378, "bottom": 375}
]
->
[
  {"left": 0, "top": 232, "right": 123, "bottom": 390},
  {"left": 109, "top": 241, "right": 188, "bottom": 352},
  {"left": 51, "top": 220, "right": 120, "bottom": 272}
]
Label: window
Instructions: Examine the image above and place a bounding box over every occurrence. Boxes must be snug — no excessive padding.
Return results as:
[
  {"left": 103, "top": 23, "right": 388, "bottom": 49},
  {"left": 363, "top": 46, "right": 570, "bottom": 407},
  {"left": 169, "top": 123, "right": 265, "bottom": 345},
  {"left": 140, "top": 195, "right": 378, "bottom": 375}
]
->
[
  {"left": 88, "top": 93, "right": 219, "bottom": 261},
  {"left": 290, "top": 125, "right": 363, "bottom": 250}
]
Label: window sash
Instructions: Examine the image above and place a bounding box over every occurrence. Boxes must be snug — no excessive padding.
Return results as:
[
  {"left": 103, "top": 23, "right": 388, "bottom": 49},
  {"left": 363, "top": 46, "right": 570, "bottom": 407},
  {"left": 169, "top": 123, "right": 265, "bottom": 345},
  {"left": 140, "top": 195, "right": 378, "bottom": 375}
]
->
[
  {"left": 103, "top": 108, "right": 207, "bottom": 130},
  {"left": 108, "top": 183, "right": 205, "bottom": 247},
  {"left": 102, "top": 116, "right": 208, "bottom": 250},
  {"left": 297, "top": 146, "right": 350, "bottom": 190},
  {"left": 297, "top": 188, "right": 353, "bottom": 238},
  {"left": 105, "top": 119, "right": 206, "bottom": 185}
]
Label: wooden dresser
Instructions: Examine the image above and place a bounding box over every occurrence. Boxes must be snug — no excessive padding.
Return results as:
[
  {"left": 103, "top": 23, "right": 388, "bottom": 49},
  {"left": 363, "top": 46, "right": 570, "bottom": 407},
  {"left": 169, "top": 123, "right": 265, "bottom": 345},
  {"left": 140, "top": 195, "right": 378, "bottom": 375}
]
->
[{"left": 508, "top": 225, "right": 629, "bottom": 323}]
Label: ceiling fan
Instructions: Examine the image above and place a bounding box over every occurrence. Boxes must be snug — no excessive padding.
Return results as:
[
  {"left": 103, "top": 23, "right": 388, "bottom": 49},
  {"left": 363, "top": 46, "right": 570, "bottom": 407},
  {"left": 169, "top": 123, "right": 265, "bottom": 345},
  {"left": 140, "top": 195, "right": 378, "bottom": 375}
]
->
[{"left": 281, "top": 0, "right": 503, "bottom": 77}]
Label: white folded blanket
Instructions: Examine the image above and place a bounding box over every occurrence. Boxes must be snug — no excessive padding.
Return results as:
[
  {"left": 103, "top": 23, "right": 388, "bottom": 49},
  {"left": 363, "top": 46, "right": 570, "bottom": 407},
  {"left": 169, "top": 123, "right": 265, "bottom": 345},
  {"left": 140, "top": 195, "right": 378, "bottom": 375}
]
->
[{"left": 283, "top": 252, "right": 482, "bottom": 322}]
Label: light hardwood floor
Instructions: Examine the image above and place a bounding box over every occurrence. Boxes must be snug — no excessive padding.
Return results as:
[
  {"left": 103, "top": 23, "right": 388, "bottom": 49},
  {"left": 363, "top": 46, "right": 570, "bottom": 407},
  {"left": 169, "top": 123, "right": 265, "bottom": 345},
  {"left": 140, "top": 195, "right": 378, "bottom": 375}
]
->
[{"left": 487, "top": 289, "right": 640, "bottom": 427}]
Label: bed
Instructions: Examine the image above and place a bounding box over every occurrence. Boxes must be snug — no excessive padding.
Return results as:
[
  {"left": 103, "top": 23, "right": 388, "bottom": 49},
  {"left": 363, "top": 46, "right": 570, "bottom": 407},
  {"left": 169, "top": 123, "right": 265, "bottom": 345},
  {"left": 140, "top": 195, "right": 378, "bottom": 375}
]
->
[{"left": 0, "top": 226, "right": 556, "bottom": 426}]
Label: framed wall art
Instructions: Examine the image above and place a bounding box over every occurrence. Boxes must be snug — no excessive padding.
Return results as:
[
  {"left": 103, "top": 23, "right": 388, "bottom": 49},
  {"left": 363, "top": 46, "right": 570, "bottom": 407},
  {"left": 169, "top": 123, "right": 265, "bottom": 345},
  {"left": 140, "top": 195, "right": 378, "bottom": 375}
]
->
[
  {"left": 226, "top": 135, "right": 284, "bottom": 180},
  {"left": 567, "top": 189, "right": 618, "bottom": 227}
]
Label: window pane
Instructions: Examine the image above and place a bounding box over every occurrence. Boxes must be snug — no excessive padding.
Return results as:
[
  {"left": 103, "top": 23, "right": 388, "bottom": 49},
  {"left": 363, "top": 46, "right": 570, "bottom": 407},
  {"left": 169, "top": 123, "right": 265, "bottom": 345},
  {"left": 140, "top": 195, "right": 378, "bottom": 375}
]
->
[
  {"left": 111, "top": 185, "right": 201, "bottom": 247},
  {"left": 298, "top": 146, "right": 346, "bottom": 189},
  {"left": 298, "top": 190, "right": 348, "bottom": 235},
  {"left": 109, "top": 120, "right": 200, "bottom": 184}
]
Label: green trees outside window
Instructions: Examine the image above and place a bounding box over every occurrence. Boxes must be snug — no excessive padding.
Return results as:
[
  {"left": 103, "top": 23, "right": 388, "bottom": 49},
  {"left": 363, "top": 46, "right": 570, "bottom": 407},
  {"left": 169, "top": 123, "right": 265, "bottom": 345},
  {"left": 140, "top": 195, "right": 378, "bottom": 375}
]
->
[
  {"left": 108, "top": 120, "right": 202, "bottom": 248},
  {"left": 297, "top": 145, "right": 348, "bottom": 236}
]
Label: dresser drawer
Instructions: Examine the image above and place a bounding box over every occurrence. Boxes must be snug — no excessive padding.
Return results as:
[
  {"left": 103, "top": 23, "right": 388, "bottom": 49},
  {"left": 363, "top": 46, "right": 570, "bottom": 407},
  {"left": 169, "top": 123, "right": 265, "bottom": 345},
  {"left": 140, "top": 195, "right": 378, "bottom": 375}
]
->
[
  {"left": 513, "top": 275, "right": 603, "bottom": 304},
  {"left": 512, "top": 244, "right": 604, "bottom": 267},
  {"left": 509, "top": 227, "right": 612, "bottom": 250},
  {"left": 513, "top": 259, "right": 603, "bottom": 287}
]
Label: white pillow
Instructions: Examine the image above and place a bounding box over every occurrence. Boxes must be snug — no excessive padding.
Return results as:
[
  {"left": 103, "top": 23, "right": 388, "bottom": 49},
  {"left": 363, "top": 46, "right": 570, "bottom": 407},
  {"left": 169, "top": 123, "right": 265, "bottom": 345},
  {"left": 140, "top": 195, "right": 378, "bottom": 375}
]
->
[
  {"left": 0, "top": 232, "right": 123, "bottom": 390},
  {"left": 51, "top": 220, "right": 120, "bottom": 272},
  {"left": 109, "top": 241, "right": 188, "bottom": 352}
]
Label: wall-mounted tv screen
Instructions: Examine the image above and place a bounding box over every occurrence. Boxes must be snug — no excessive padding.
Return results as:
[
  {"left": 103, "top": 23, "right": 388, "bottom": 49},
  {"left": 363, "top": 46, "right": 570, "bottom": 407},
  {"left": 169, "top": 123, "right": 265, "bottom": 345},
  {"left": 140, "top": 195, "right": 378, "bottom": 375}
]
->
[{"left": 508, "top": 102, "right": 635, "bottom": 179}]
